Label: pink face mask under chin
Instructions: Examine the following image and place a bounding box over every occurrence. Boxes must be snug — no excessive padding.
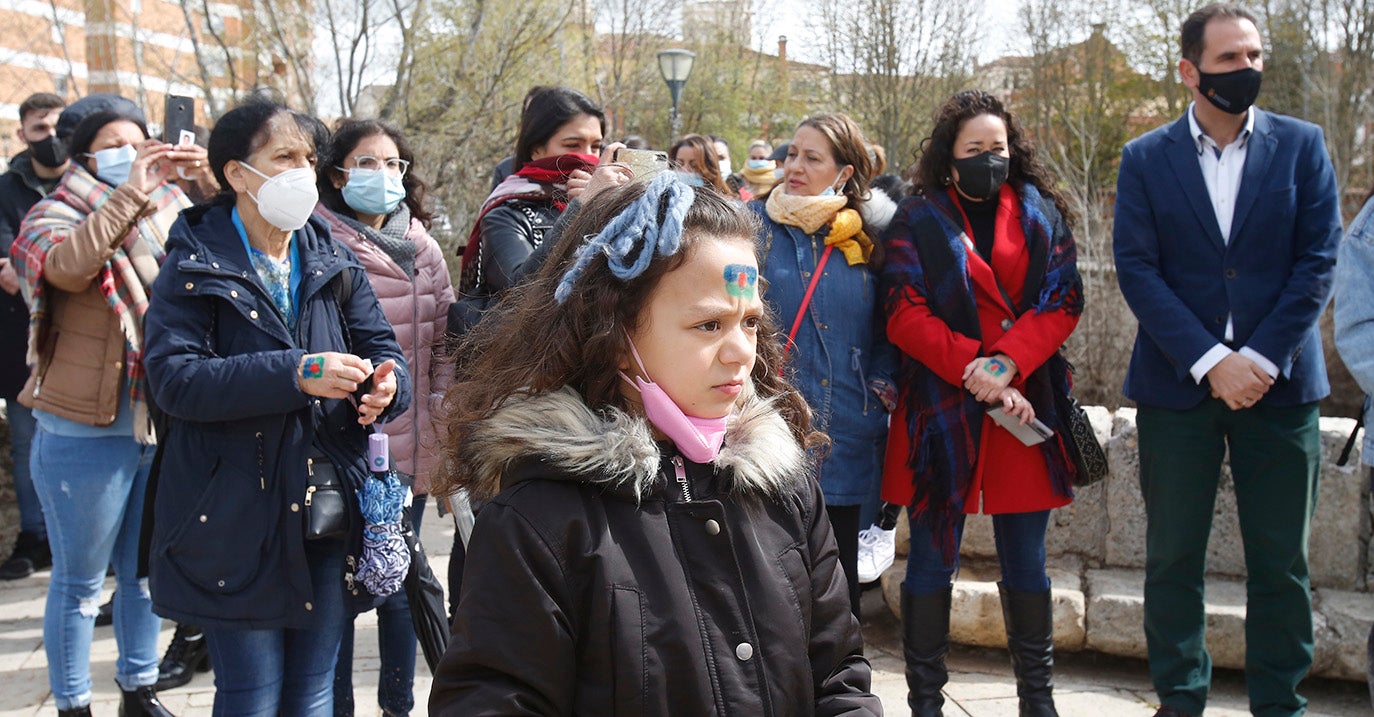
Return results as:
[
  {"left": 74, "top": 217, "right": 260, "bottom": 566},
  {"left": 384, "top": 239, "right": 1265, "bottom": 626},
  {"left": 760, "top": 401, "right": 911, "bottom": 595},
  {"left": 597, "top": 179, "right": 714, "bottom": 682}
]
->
[{"left": 619, "top": 337, "right": 729, "bottom": 464}]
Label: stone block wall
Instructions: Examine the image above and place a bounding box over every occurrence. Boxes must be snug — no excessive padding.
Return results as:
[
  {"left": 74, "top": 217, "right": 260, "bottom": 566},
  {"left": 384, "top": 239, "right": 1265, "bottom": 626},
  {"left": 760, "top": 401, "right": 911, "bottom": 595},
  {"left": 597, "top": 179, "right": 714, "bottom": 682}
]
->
[{"left": 885, "top": 407, "right": 1374, "bottom": 681}]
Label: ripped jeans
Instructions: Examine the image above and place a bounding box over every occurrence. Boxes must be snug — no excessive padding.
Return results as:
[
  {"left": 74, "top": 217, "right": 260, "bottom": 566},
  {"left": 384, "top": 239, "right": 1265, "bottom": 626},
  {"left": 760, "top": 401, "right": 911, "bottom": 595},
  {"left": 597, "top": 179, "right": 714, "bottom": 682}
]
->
[{"left": 31, "top": 430, "right": 160, "bottom": 709}]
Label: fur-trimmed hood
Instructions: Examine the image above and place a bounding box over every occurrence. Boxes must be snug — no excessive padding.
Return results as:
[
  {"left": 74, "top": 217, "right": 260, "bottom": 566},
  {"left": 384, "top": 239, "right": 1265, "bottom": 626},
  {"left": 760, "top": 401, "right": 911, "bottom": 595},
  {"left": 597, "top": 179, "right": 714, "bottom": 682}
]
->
[{"left": 460, "top": 387, "right": 808, "bottom": 502}]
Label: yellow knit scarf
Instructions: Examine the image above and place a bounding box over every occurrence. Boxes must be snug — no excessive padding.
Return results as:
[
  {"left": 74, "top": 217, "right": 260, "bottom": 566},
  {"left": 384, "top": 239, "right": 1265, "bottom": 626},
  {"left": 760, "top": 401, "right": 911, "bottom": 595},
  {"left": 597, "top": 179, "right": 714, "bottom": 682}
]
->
[
  {"left": 742, "top": 162, "right": 778, "bottom": 193},
  {"left": 765, "top": 189, "right": 871, "bottom": 265}
]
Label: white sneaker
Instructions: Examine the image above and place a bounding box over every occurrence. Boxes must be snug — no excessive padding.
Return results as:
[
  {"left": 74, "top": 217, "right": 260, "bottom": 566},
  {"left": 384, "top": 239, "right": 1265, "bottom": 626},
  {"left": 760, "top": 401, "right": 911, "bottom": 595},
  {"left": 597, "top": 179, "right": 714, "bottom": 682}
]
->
[{"left": 856, "top": 524, "right": 896, "bottom": 584}]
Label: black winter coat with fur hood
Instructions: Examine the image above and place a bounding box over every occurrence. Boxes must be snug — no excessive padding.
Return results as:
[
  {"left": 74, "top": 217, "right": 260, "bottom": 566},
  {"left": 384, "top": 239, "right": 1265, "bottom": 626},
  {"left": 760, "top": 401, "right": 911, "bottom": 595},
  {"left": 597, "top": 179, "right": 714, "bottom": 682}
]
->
[{"left": 428, "top": 387, "right": 880, "bottom": 716}]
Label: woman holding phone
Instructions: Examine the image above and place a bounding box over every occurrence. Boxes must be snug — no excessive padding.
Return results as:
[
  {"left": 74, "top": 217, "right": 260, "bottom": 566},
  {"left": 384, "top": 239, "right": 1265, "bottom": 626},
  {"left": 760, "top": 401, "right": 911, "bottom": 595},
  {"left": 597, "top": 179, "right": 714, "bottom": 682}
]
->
[{"left": 879, "top": 90, "right": 1082, "bottom": 717}]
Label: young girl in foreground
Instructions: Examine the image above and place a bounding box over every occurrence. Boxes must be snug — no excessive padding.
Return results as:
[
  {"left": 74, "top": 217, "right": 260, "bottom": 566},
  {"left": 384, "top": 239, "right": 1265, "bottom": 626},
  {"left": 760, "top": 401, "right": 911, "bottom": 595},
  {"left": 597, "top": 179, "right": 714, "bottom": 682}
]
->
[{"left": 428, "top": 173, "right": 880, "bottom": 715}]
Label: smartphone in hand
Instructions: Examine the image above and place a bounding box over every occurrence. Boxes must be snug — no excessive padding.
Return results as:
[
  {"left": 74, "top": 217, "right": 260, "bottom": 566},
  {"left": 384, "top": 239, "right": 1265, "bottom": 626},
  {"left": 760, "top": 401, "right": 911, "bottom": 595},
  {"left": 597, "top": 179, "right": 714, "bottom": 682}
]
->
[
  {"left": 613, "top": 148, "right": 669, "bottom": 179},
  {"left": 164, "top": 94, "right": 196, "bottom": 147},
  {"left": 987, "top": 407, "right": 1055, "bottom": 446},
  {"left": 351, "top": 371, "right": 376, "bottom": 405}
]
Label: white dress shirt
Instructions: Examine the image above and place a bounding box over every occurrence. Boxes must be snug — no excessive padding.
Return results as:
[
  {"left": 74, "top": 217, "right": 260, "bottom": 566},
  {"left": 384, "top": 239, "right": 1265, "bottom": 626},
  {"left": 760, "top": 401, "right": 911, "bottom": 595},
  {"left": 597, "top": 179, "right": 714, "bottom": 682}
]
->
[{"left": 1184, "top": 104, "right": 1280, "bottom": 384}]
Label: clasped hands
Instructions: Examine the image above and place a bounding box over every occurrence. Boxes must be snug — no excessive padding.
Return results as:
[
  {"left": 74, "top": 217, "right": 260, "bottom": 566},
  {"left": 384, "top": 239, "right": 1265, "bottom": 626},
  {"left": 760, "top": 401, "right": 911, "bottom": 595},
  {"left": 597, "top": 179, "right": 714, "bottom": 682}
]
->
[
  {"left": 1206, "top": 352, "right": 1274, "bottom": 410},
  {"left": 963, "top": 354, "right": 1035, "bottom": 425},
  {"left": 298, "top": 352, "right": 399, "bottom": 426}
]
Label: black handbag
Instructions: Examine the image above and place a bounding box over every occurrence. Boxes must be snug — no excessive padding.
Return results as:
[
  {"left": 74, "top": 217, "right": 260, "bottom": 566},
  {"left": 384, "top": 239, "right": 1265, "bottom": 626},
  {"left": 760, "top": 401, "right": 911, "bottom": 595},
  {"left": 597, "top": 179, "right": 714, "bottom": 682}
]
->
[
  {"left": 304, "top": 455, "right": 351, "bottom": 541},
  {"left": 1055, "top": 390, "right": 1108, "bottom": 487}
]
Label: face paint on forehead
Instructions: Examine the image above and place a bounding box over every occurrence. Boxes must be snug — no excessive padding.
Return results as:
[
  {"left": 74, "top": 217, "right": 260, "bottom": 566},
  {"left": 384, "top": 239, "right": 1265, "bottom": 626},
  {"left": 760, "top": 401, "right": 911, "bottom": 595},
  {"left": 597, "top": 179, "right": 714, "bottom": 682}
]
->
[{"left": 723, "top": 264, "right": 758, "bottom": 299}]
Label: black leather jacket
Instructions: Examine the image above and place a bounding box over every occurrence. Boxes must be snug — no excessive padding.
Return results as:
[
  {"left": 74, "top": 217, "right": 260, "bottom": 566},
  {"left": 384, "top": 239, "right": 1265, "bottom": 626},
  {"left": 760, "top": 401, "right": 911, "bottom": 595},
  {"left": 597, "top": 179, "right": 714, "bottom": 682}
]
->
[{"left": 475, "top": 199, "right": 560, "bottom": 294}]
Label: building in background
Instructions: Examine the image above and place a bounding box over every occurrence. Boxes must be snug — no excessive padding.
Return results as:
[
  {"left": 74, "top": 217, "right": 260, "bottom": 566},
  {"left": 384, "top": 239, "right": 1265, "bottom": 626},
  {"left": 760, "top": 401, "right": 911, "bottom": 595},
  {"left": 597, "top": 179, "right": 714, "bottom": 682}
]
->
[{"left": 0, "top": 0, "right": 313, "bottom": 163}]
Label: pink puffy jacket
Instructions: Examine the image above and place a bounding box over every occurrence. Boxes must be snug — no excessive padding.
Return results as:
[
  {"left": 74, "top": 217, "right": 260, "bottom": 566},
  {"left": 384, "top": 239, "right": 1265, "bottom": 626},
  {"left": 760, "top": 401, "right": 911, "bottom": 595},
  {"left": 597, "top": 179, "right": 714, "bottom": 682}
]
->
[{"left": 317, "top": 206, "right": 455, "bottom": 493}]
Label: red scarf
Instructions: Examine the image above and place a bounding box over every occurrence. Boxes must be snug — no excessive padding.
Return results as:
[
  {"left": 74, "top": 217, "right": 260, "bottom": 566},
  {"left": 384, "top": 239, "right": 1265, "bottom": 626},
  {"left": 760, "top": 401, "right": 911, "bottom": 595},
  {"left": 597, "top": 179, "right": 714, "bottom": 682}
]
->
[{"left": 459, "top": 153, "right": 598, "bottom": 293}]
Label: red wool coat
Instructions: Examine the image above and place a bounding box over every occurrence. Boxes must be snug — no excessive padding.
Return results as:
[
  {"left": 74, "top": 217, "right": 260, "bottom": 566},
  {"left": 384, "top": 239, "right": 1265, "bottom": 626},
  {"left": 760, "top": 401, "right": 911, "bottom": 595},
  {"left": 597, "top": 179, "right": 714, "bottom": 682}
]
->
[{"left": 881, "top": 189, "right": 1078, "bottom": 514}]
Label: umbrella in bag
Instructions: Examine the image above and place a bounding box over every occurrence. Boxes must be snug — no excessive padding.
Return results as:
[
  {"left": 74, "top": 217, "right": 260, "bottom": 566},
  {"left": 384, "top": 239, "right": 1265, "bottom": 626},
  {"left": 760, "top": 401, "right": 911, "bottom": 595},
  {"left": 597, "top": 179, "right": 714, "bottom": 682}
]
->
[{"left": 403, "top": 511, "right": 449, "bottom": 672}]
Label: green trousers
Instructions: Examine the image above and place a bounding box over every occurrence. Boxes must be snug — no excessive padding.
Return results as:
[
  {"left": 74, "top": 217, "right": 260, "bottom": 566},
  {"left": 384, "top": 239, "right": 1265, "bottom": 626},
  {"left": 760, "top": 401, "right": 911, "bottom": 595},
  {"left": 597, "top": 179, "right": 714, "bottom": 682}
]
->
[{"left": 1137, "top": 399, "right": 1320, "bottom": 717}]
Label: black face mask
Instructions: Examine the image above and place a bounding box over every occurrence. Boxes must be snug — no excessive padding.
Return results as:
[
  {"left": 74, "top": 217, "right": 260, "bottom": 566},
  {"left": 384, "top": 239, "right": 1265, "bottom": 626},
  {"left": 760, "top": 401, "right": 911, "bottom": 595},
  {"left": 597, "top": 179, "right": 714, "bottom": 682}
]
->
[
  {"left": 1196, "top": 67, "right": 1262, "bottom": 115},
  {"left": 28, "top": 135, "right": 69, "bottom": 169},
  {"left": 951, "top": 151, "right": 1010, "bottom": 202}
]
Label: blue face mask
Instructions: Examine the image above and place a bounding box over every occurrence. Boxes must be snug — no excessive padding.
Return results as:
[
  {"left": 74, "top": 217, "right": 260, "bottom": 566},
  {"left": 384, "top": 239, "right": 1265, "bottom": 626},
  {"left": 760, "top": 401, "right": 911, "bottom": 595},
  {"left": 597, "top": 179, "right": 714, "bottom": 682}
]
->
[
  {"left": 746, "top": 159, "right": 773, "bottom": 170},
  {"left": 340, "top": 168, "right": 406, "bottom": 216},
  {"left": 86, "top": 144, "right": 137, "bottom": 187},
  {"left": 675, "top": 170, "right": 706, "bottom": 187}
]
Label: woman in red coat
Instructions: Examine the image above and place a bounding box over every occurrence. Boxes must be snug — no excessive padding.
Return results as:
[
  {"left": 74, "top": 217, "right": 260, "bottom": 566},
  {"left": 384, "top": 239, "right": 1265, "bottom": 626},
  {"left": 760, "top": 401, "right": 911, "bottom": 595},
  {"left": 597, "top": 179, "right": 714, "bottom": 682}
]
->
[{"left": 879, "top": 90, "right": 1083, "bottom": 717}]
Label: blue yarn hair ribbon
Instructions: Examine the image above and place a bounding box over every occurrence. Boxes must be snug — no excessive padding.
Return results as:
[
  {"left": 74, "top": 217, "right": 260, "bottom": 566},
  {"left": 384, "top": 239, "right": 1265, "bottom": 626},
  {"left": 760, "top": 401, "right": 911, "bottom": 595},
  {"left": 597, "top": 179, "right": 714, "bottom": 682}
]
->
[{"left": 554, "top": 172, "right": 696, "bottom": 303}]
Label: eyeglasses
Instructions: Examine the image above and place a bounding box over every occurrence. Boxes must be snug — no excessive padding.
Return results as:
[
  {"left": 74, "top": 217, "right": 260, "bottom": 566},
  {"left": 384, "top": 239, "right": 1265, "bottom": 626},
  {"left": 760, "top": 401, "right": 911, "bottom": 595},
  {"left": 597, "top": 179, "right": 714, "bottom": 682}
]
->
[{"left": 341, "top": 155, "right": 410, "bottom": 176}]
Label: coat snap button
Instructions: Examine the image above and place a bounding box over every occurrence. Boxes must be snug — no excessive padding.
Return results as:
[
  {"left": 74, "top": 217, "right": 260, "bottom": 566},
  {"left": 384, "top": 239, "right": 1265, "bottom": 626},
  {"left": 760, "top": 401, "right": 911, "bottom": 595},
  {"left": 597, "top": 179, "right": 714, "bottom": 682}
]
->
[
  {"left": 1225, "top": 268, "right": 1237, "bottom": 279},
  {"left": 217, "top": 580, "right": 225, "bottom": 587},
  {"left": 212, "top": 262, "right": 220, "bottom": 268},
  {"left": 199, "top": 515, "right": 207, "bottom": 523},
  {"left": 184, "top": 282, "right": 194, "bottom": 290},
  {"left": 735, "top": 643, "right": 753, "bottom": 661},
  {"left": 249, "top": 310, "right": 259, "bottom": 319},
  {"left": 290, "top": 503, "right": 299, "bottom": 512},
  {"left": 705, "top": 519, "right": 721, "bottom": 535},
  {"left": 305, "top": 602, "right": 313, "bottom": 611},
  {"left": 230, "top": 290, "right": 239, "bottom": 298},
  {"left": 1001, "top": 318, "right": 1013, "bottom": 331},
  {"left": 820, "top": 378, "right": 829, "bottom": 387},
  {"left": 189, "top": 253, "right": 196, "bottom": 260}
]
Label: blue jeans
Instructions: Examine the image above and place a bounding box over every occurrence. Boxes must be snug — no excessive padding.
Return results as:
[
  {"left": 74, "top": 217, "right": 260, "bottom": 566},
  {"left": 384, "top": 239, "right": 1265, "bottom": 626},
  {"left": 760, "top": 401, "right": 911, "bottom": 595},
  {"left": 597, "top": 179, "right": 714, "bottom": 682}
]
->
[
  {"left": 205, "top": 542, "right": 347, "bottom": 716},
  {"left": 904, "top": 509, "right": 1052, "bottom": 595},
  {"left": 31, "top": 431, "right": 159, "bottom": 709},
  {"left": 6, "top": 401, "right": 44, "bottom": 537},
  {"left": 333, "top": 494, "right": 426, "bottom": 716}
]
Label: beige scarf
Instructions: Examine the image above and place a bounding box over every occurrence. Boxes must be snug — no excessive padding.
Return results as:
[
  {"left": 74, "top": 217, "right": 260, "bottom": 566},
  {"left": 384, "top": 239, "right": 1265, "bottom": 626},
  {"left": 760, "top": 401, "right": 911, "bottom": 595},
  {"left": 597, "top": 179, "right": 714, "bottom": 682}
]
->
[{"left": 765, "top": 189, "right": 871, "bottom": 265}]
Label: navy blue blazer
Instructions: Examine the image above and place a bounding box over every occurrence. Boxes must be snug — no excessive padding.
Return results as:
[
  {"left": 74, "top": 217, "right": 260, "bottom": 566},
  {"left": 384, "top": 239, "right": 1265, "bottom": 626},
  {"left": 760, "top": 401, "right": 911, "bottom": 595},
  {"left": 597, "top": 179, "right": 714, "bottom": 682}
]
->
[{"left": 1113, "top": 108, "right": 1342, "bottom": 409}]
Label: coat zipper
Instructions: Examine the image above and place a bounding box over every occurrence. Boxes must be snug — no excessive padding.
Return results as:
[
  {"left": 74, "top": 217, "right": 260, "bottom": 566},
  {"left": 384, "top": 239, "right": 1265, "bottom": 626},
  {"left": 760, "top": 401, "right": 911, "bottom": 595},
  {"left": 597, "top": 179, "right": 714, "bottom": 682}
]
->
[
  {"left": 672, "top": 456, "right": 692, "bottom": 502},
  {"left": 304, "top": 458, "right": 315, "bottom": 505}
]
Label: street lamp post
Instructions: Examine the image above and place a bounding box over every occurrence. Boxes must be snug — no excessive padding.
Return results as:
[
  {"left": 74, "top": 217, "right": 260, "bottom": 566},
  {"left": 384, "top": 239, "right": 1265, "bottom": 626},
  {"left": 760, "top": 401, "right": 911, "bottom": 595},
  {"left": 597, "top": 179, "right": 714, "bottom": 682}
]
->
[{"left": 657, "top": 48, "right": 696, "bottom": 141}]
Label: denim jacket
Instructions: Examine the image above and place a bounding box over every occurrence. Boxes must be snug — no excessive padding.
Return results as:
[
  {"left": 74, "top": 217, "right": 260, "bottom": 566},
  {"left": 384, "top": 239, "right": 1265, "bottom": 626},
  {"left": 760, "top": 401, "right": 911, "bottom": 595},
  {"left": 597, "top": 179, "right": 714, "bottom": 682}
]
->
[
  {"left": 1333, "top": 196, "right": 1374, "bottom": 464},
  {"left": 752, "top": 201, "right": 897, "bottom": 505}
]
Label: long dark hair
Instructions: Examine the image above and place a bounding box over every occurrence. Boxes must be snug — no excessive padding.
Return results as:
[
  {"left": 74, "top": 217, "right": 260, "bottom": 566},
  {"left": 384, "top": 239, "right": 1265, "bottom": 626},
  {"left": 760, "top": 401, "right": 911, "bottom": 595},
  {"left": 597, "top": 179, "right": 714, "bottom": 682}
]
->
[
  {"left": 513, "top": 87, "right": 605, "bottom": 170},
  {"left": 910, "top": 90, "right": 1074, "bottom": 224},
  {"left": 318, "top": 118, "right": 435, "bottom": 228},
  {"left": 433, "top": 180, "right": 820, "bottom": 496}
]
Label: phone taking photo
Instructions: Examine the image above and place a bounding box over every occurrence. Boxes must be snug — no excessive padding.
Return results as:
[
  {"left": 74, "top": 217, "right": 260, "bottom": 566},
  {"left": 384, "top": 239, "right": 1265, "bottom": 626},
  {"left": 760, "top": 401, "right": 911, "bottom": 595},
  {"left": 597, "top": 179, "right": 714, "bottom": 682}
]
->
[
  {"left": 164, "top": 95, "right": 196, "bottom": 146},
  {"left": 613, "top": 147, "right": 669, "bottom": 179}
]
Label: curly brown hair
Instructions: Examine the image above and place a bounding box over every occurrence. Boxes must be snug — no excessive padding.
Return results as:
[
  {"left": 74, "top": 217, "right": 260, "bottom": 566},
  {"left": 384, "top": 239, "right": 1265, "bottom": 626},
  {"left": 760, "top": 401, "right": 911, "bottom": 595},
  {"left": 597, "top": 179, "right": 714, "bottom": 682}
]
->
[
  {"left": 430, "top": 180, "right": 822, "bottom": 497},
  {"left": 909, "top": 90, "right": 1074, "bottom": 224}
]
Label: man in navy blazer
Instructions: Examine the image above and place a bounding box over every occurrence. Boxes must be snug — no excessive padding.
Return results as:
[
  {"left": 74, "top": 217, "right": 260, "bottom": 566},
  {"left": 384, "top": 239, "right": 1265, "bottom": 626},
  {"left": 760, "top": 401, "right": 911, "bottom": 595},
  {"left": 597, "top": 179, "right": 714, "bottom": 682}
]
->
[{"left": 1113, "top": 4, "right": 1342, "bottom": 717}]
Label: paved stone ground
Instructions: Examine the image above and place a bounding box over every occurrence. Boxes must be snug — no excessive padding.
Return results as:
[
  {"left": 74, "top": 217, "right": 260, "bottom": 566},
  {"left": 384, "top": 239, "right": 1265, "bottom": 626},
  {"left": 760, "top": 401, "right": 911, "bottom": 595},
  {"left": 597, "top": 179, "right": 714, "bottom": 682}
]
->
[{"left": 1, "top": 511, "right": 1369, "bottom": 716}]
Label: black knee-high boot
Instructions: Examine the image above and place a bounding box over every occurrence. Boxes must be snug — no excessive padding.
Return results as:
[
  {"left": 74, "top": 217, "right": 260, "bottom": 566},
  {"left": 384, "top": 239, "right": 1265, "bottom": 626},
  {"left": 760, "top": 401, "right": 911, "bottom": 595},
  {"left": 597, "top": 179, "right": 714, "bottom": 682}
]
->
[
  {"left": 901, "top": 585, "right": 951, "bottom": 717},
  {"left": 999, "top": 582, "right": 1058, "bottom": 717}
]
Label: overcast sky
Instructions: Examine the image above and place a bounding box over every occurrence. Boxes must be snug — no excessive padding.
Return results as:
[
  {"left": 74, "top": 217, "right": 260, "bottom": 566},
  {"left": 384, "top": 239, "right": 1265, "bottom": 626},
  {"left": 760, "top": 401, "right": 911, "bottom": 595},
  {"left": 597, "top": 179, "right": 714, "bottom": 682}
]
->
[{"left": 751, "top": 0, "right": 1026, "bottom": 67}]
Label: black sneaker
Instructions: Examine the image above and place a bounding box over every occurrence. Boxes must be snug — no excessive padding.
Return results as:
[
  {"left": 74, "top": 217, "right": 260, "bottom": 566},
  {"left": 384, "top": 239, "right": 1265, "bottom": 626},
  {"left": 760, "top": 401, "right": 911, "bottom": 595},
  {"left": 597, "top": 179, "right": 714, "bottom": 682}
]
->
[{"left": 0, "top": 531, "right": 52, "bottom": 580}]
